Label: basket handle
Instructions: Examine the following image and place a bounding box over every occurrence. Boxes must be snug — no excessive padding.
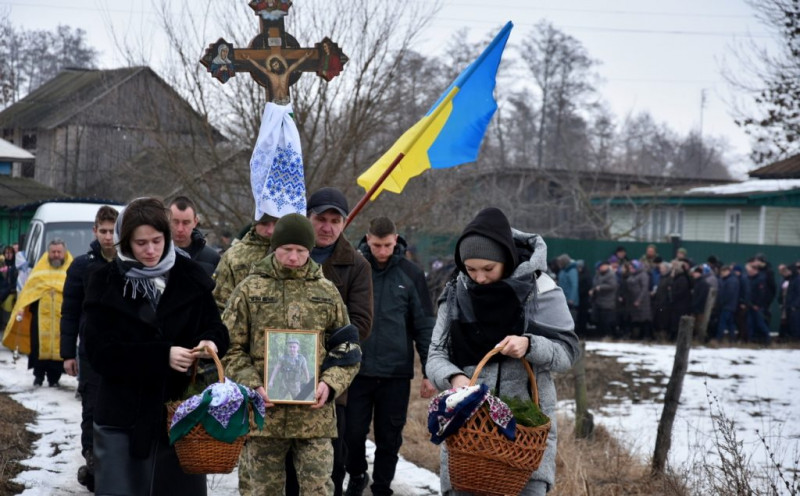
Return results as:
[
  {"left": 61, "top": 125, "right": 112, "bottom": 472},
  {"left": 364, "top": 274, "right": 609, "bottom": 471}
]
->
[
  {"left": 189, "top": 345, "right": 224, "bottom": 384},
  {"left": 467, "top": 346, "right": 539, "bottom": 406}
]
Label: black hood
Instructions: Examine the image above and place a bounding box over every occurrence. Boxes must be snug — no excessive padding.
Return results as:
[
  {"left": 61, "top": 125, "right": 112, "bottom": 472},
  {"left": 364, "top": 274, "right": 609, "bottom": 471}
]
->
[{"left": 454, "top": 207, "right": 518, "bottom": 278}]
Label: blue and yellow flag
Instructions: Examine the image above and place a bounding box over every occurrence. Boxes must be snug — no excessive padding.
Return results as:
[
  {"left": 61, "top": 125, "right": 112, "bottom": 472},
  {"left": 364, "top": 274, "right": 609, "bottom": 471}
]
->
[{"left": 357, "top": 22, "right": 512, "bottom": 199}]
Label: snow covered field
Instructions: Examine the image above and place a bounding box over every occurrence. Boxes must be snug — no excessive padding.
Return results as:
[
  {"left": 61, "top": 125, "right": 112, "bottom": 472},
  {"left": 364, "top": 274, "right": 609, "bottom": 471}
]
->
[
  {"left": 583, "top": 341, "right": 800, "bottom": 488},
  {"left": 1, "top": 341, "right": 797, "bottom": 494}
]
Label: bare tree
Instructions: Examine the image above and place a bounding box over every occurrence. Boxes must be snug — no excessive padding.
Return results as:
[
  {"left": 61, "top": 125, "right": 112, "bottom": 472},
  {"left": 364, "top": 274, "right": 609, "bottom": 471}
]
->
[
  {"left": 519, "top": 20, "right": 598, "bottom": 170},
  {"left": 0, "top": 18, "right": 97, "bottom": 108},
  {"left": 726, "top": 0, "right": 800, "bottom": 164}
]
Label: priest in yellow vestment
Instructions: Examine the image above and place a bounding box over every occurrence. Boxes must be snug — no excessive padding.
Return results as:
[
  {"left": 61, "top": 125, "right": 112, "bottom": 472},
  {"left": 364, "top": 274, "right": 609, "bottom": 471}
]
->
[{"left": 3, "top": 239, "right": 73, "bottom": 386}]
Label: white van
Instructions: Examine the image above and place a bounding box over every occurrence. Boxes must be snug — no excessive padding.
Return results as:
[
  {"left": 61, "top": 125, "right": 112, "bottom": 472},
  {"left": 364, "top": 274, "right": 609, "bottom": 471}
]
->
[{"left": 23, "top": 201, "right": 123, "bottom": 268}]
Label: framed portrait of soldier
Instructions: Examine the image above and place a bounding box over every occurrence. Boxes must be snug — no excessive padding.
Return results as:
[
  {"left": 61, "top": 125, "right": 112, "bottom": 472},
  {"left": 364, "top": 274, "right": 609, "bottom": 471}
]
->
[{"left": 265, "top": 329, "right": 318, "bottom": 404}]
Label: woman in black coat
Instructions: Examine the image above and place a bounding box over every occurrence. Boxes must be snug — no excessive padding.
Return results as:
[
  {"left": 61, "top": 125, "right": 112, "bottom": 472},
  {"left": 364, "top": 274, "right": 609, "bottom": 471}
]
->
[{"left": 83, "top": 198, "right": 229, "bottom": 496}]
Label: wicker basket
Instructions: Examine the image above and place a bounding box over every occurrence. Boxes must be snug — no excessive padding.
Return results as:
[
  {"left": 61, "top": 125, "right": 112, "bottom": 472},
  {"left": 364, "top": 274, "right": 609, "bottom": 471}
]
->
[
  {"left": 446, "top": 347, "right": 551, "bottom": 496},
  {"left": 166, "top": 346, "right": 245, "bottom": 475}
]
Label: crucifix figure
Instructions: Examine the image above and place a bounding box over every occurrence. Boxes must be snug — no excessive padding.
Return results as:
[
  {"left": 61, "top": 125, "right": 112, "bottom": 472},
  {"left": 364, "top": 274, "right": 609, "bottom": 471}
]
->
[{"left": 200, "top": 0, "right": 348, "bottom": 105}]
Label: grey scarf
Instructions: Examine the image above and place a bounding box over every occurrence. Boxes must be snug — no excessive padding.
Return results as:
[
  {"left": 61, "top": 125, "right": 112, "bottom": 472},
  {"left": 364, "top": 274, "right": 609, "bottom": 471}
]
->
[{"left": 113, "top": 215, "right": 178, "bottom": 304}]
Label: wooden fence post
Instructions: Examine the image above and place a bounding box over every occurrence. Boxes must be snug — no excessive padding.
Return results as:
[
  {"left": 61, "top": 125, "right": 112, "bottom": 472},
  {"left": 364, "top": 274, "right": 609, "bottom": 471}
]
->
[
  {"left": 652, "top": 315, "right": 694, "bottom": 475},
  {"left": 573, "top": 341, "right": 594, "bottom": 438},
  {"left": 695, "top": 287, "right": 718, "bottom": 343}
]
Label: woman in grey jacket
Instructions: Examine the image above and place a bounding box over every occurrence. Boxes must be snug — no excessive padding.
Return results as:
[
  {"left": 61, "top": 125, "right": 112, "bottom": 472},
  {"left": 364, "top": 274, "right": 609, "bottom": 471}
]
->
[{"left": 426, "top": 207, "right": 579, "bottom": 496}]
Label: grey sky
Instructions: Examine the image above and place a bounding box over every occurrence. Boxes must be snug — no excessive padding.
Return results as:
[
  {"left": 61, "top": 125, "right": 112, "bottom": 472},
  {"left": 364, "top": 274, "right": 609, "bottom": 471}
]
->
[{"left": 3, "top": 0, "right": 773, "bottom": 177}]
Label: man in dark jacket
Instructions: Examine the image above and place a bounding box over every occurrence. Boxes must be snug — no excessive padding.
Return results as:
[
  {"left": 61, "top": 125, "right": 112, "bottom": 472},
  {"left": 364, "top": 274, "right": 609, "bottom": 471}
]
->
[
  {"left": 715, "top": 264, "right": 740, "bottom": 343},
  {"left": 344, "top": 217, "right": 434, "bottom": 496},
  {"left": 744, "top": 261, "right": 772, "bottom": 344},
  {"left": 782, "top": 264, "right": 800, "bottom": 341},
  {"left": 690, "top": 265, "right": 711, "bottom": 333},
  {"left": 168, "top": 196, "right": 220, "bottom": 276},
  {"left": 59, "top": 205, "right": 119, "bottom": 492},
  {"left": 284, "top": 187, "right": 373, "bottom": 496}
]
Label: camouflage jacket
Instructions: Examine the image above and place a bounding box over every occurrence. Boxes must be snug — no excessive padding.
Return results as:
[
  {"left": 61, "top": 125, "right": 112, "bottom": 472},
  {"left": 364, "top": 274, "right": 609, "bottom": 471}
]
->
[
  {"left": 212, "top": 227, "right": 270, "bottom": 312},
  {"left": 221, "top": 253, "right": 357, "bottom": 439}
]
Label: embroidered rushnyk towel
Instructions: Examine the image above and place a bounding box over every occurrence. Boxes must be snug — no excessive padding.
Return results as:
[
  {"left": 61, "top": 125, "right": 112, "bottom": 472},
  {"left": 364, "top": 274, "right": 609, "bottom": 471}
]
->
[{"left": 250, "top": 102, "right": 307, "bottom": 221}]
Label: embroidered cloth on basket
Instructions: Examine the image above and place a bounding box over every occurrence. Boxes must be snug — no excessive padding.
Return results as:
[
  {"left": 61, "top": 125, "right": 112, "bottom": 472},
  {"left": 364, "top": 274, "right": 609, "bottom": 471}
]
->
[
  {"left": 427, "top": 383, "right": 516, "bottom": 445},
  {"left": 169, "top": 380, "right": 266, "bottom": 444}
]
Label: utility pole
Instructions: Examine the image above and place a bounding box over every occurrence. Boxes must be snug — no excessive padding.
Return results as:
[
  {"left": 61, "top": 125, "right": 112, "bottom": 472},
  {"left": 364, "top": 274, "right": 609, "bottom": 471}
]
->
[{"left": 698, "top": 89, "right": 707, "bottom": 175}]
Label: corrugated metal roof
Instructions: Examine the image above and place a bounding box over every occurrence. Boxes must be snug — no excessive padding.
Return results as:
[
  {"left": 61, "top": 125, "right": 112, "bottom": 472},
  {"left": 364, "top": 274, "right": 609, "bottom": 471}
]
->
[
  {"left": 0, "top": 67, "right": 146, "bottom": 130},
  {"left": 0, "top": 176, "right": 69, "bottom": 208},
  {"left": 748, "top": 154, "right": 800, "bottom": 179}
]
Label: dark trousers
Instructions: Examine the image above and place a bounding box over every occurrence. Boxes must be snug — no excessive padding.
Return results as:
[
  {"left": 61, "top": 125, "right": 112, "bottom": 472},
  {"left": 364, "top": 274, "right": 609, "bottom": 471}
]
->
[
  {"left": 716, "top": 309, "right": 737, "bottom": 341},
  {"left": 789, "top": 308, "right": 800, "bottom": 340},
  {"left": 345, "top": 376, "right": 410, "bottom": 496},
  {"left": 78, "top": 354, "right": 101, "bottom": 454},
  {"left": 93, "top": 423, "right": 206, "bottom": 496},
  {"left": 746, "top": 308, "right": 771, "bottom": 344},
  {"left": 331, "top": 403, "right": 347, "bottom": 494},
  {"left": 285, "top": 403, "right": 347, "bottom": 496},
  {"left": 31, "top": 360, "right": 63, "bottom": 385},
  {"left": 594, "top": 308, "right": 616, "bottom": 337}
]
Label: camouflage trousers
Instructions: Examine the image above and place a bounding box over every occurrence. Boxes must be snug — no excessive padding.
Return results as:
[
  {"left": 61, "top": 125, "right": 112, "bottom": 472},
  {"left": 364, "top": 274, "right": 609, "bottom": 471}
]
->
[{"left": 239, "top": 436, "right": 333, "bottom": 495}]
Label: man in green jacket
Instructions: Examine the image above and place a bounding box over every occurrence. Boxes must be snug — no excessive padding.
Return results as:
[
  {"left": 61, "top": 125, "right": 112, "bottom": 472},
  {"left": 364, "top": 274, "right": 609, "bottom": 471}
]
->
[
  {"left": 222, "top": 214, "right": 360, "bottom": 495},
  {"left": 212, "top": 214, "right": 277, "bottom": 312}
]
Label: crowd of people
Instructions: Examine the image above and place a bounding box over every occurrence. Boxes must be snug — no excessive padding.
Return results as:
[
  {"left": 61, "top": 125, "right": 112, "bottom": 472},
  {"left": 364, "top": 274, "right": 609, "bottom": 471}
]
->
[
  {"left": 546, "top": 244, "right": 799, "bottom": 344},
  {"left": 2, "top": 194, "right": 582, "bottom": 496},
  {"left": 11, "top": 191, "right": 795, "bottom": 495}
]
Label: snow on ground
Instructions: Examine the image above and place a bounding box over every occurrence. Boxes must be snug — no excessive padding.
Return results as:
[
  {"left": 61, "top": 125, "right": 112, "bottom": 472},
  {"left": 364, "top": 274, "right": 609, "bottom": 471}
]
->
[
  {"left": 2, "top": 342, "right": 797, "bottom": 494},
  {"left": 584, "top": 341, "right": 800, "bottom": 485},
  {"left": 0, "top": 346, "right": 438, "bottom": 495}
]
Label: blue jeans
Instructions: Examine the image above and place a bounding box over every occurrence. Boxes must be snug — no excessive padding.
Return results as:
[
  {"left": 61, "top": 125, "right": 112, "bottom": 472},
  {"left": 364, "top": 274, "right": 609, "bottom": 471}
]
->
[
  {"left": 746, "top": 308, "right": 771, "bottom": 344},
  {"left": 716, "top": 309, "right": 737, "bottom": 341}
]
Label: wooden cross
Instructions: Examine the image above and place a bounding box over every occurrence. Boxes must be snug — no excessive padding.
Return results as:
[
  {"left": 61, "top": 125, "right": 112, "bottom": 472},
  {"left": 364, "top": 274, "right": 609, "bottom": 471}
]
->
[{"left": 200, "top": 0, "right": 348, "bottom": 105}]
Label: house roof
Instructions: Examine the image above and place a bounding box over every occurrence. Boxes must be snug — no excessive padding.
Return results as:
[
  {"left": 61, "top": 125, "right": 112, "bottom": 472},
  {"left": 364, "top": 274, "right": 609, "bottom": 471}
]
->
[
  {"left": 0, "top": 176, "right": 70, "bottom": 208},
  {"left": 0, "top": 138, "right": 35, "bottom": 162},
  {"left": 748, "top": 154, "right": 800, "bottom": 179},
  {"left": 0, "top": 67, "right": 148, "bottom": 130},
  {"left": 594, "top": 179, "right": 800, "bottom": 207}
]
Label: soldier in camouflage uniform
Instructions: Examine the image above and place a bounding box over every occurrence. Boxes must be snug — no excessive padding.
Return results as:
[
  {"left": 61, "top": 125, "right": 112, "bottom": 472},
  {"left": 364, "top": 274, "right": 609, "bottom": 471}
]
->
[
  {"left": 212, "top": 214, "right": 277, "bottom": 312},
  {"left": 222, "top": 213, "right": 360, "bottom": 496},
  {"left": 268, "top": 337, "right": 311, "bottom": 400}
]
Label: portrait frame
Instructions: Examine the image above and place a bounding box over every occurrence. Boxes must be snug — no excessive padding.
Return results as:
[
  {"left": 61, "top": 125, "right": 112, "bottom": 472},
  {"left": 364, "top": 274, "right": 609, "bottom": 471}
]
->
[{"left": 264, "top": 329, "right": 319, "bottom": 405}]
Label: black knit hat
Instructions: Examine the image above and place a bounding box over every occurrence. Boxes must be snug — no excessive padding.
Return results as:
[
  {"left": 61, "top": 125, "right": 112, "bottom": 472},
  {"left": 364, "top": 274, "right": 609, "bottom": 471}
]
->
[
  {"left": 453, "top": 208, "right": 518, "bottom": 278},
  {"left": 459, "top": 234, "right": 506, "bottom": 264},
  {"left": 271, "top": 213, "right": 316, "bottom": 250}
]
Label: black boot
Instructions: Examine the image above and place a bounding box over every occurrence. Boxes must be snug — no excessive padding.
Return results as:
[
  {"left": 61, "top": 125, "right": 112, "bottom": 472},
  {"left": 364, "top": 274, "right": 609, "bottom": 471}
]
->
[
  {"left": 77, "top": 449, "right": 95, "bottom": 492},
  {"left": 345, "top": 472, "right": 369, "bottom": 496}
]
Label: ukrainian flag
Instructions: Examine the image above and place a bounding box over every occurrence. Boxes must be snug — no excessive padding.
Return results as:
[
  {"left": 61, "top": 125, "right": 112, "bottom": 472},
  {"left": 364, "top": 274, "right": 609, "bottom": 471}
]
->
[{"left": 357, "top": 22, "right": 513, "bottom": 199}]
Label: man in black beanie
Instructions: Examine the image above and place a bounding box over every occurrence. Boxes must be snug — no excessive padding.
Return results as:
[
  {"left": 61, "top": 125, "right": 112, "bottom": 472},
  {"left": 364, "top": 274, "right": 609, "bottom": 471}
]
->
[{"left": 284, "top": 188, "right": 373, "bottom": 496}]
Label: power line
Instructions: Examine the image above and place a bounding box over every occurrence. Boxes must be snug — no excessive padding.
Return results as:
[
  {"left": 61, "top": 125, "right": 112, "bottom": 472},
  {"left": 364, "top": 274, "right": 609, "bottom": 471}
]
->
[
  {"left": 432, "top": 16, "right": 771, "bottom": 38},
  {"left": 437, "top": 0, "right": 755, "bottom": 20},
  {"left": 0, "top": 0, "right": 158, "bottom": 15}
]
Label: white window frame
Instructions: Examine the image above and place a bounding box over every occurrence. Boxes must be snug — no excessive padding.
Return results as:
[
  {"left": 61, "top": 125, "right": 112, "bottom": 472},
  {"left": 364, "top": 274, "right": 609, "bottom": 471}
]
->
[
  {"left": 647, "top": 207, "right": 683, "bottom": 242},
  {"left": 725, "top": 209, "right": 741, "bottom": 243}
]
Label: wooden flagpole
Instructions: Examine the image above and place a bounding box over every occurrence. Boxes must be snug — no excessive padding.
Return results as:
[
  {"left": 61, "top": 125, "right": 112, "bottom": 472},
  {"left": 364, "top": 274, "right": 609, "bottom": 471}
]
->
[{"left": 344, "top": 152, "right": 405, "bottom": 229}]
